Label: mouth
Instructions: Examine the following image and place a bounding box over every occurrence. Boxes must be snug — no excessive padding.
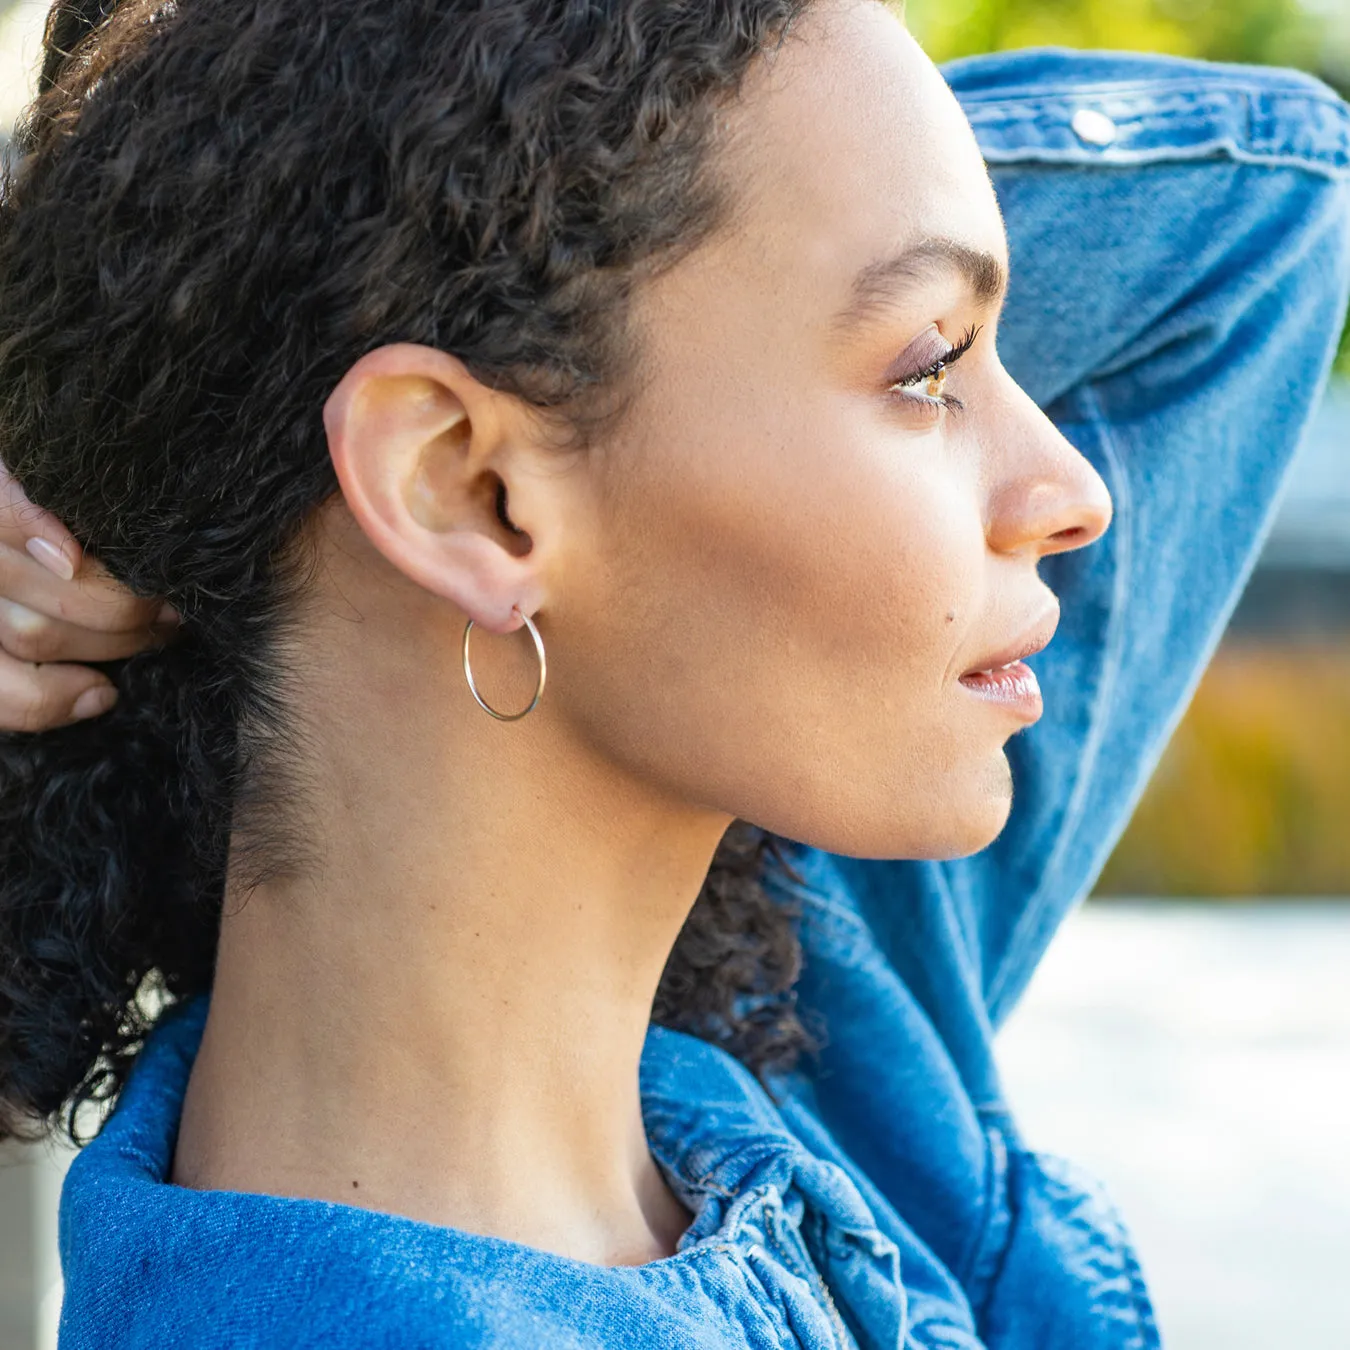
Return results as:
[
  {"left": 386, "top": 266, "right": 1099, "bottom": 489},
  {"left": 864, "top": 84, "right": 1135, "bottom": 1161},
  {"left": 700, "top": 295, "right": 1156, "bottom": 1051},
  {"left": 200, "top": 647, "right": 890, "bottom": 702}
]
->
[{"left": 957, "top": 608, "right": 1059, "bottom": 722}]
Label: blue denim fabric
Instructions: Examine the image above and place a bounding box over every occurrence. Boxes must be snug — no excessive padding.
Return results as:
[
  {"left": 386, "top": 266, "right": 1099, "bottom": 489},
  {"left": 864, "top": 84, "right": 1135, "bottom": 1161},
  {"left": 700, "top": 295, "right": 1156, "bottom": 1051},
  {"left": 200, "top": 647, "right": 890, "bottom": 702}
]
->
[{"left": 58, "top": 49, "right": 1350, "bottom": 1350}]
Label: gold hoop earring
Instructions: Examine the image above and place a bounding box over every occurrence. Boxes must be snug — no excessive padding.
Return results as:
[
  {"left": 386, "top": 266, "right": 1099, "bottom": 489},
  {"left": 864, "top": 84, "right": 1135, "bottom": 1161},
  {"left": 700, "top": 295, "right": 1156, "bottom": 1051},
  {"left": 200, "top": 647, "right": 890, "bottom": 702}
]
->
[{"left": 462, "top": 606, "right": 547, "bottom": 722}]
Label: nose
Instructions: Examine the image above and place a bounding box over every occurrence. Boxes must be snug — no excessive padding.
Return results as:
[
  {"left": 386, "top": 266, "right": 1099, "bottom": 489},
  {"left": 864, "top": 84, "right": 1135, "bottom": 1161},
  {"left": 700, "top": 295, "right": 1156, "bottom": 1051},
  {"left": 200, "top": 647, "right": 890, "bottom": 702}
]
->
[{"left": 983, "top": 377, "right": 1113, "bottom": 560}]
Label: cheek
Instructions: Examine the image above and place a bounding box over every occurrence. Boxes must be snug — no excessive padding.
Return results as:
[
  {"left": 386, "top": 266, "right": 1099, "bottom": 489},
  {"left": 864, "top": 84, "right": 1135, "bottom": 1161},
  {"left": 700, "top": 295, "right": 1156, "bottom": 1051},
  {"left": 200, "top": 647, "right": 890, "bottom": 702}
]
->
[{"left": 554, "top": 398, "right": 1009, "bottom": 860}]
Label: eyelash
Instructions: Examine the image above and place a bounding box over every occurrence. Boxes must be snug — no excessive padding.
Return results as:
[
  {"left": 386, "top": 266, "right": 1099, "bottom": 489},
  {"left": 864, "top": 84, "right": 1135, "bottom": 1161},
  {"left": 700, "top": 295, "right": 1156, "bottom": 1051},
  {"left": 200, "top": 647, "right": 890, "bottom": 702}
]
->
[{"left": 887, "top": 323, "right": 983, "bottom": 416}]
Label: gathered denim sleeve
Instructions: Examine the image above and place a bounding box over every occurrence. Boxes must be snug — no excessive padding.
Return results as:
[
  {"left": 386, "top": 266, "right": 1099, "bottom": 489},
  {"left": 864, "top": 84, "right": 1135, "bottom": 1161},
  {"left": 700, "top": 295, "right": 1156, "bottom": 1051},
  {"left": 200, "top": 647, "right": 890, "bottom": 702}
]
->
[{"left": 779, "top": 49, "right": 1350, "bottom": 1080}]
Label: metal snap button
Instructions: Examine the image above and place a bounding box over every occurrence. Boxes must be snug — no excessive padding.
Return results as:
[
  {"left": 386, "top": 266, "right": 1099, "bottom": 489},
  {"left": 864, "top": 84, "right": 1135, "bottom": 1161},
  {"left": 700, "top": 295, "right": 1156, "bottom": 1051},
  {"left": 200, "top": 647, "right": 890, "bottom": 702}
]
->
[{"left": 1071, "top": 108, "right": 1118, "bottom": 147}]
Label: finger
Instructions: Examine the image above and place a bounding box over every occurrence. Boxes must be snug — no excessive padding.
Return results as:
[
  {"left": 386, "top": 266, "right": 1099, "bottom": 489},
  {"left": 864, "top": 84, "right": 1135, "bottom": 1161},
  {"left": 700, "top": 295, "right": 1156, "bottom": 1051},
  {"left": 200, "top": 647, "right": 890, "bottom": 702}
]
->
[
  {"left": 0, "top": 598, "right": 166, "bottom": 665},
  {"left": 0, "top": 541, "right": 170, "bottom": 634},
  {"left": 0, "top": 649, "right": 119, "bottom": 733},
  {"left": 0, "top": 462, "right": 84, "bottom": 581}
]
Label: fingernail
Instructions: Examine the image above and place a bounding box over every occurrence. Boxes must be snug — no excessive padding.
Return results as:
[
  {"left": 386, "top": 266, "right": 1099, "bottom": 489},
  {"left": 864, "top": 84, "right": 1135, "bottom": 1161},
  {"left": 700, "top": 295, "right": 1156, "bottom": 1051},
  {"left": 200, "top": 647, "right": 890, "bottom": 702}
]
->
[
  {"left": 25, "top": 537, "right": 76, "bottom": 582},
  {"left": 72, "top": 686, "right": 118, "bottom": 720},
  {"left": 0, "top": 598, "right": 43, "bottom": 634},
  {"left": 156, "top": 602, "right": 180, "bottom": 626}
]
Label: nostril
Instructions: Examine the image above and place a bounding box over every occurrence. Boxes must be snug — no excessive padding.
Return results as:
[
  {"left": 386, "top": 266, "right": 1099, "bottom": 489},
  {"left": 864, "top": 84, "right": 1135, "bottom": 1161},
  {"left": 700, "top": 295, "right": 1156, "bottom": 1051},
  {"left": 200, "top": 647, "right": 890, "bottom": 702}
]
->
[{"left": 1040, "top": 516, "right": 1109, "bottom": 556}]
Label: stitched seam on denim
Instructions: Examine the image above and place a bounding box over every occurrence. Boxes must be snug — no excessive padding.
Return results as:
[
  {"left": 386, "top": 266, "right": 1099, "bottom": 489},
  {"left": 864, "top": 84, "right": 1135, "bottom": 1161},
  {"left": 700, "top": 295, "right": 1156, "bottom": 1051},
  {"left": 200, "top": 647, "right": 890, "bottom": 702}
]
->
[
  {"left": 983, "top": 387, "right": 1132, "bottom": 1021},
  {"left": 624, "top": 1240, "right": 799, "bottom": 1300},
  {"left": 762, "top": 1217, "right": 857, "bottom": 1350},
  {"left": 736, "top": 1243, "right": 797, "bottom": 1345},
  {"left": 800, "top": 1208, "right": 870, "bottom": 1350},
  {"left": 653, "top": 1239, "right": 750, "bottom": 1272},
  {"left": 957, "top": 76, "right": 1348, "bottom": 111},
  {"left": 637, "top": 1240, "right": 747, "bottom": 1272},
  {"left": 763, "top": 1207, "right": 806, "bottom": 1280},
  {"left": 647, "top": 1137, "right": 792, "bottom": 1206},
  {"left": 955, "top": 1114, "right": 1013, "bottom": 1321},
  {"left": 969, "top": 115, "right": 1350, "bottom": 167},
  {"left": 965, "top": 87, "right": 1350, "bottom": 178},
  {"left": 689, "top": 1167, "right": 739, "bottom": 1200},
  {"left": 644, "top": 1134, "right": 738, "bottom": 1206},
  {"left": 980, "top": 142, "right": 1350, "bottom": 182},
  {"left": 115, "top": 1139, "right": 164, "bottom": 1178},
  {"left": 962, "top": 91, "right": 1350, "bottom": 120}
]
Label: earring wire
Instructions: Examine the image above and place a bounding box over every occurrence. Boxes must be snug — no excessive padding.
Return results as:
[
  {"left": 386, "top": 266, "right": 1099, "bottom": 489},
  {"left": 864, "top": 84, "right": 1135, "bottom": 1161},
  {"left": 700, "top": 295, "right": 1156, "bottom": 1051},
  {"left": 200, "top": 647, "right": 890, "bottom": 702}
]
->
[{"left": 462, "top": 606, "right": 546, "bottom": 721}]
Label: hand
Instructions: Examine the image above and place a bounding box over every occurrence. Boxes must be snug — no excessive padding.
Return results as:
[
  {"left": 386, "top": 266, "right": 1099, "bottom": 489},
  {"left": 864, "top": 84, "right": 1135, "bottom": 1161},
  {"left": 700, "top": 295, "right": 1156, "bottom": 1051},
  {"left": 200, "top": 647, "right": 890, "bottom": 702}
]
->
[{"left": 0, "top": 463, "right": 178, "bottom": 732}]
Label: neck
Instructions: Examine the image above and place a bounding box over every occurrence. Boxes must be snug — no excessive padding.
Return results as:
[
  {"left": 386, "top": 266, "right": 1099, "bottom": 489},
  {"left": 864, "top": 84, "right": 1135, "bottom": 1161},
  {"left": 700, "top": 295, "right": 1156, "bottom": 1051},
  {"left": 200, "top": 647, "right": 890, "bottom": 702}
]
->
[{"left": 173, "top": 601, "right": 730, "bottom": 1267}]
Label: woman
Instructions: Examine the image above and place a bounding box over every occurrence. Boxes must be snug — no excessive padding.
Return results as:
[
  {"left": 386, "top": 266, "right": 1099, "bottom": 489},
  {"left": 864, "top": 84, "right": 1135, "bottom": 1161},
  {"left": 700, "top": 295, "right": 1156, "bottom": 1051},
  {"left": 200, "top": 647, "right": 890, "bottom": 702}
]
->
[{"left": 1, "top": 0, "right": 1347, "bottom": 1345}]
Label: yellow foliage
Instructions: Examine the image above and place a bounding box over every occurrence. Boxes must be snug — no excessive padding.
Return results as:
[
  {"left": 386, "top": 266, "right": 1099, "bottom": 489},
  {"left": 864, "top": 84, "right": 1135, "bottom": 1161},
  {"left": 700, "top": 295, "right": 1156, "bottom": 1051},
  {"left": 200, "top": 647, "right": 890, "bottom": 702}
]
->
[{"left": 1097, "top": 645, "right": 1350, "bottom": 896}]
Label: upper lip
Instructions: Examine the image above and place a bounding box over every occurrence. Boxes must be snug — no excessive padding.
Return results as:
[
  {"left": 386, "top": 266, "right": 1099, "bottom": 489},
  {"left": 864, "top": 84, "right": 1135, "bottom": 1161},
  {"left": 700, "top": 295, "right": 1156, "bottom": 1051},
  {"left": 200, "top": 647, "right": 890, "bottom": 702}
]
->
[{"left": 960, "top": 604, "right": 1060, "bottom": 677}]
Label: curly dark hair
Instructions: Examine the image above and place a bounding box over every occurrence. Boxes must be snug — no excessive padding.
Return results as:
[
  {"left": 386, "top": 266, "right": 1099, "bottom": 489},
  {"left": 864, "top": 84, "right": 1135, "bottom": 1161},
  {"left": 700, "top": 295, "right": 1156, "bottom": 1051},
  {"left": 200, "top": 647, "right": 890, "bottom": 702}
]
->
[{"left": 0, "top": 0, "right": 827, "bottom": 1146}]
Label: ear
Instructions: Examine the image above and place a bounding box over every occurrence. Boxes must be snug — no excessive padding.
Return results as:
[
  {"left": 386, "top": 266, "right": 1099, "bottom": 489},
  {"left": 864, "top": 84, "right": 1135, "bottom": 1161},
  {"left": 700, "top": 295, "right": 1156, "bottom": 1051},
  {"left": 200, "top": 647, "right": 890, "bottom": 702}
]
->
[{"left": 323, "top": 344, "right": 548, "bottom": 635}]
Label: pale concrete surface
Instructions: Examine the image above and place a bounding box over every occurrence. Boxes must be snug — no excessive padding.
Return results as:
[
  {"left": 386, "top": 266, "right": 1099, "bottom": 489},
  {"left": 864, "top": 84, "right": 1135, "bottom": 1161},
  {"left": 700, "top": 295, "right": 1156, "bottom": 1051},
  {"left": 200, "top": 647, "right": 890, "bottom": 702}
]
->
[
  {"left": 0, "top": 1137, "right": 68, "bottom": 1350},
  {"left": 998, "top": 900, "right": 1350, "bottom": 1350},
  {"left": 0, "top": 0, "right": 45, "bottom": 134}
]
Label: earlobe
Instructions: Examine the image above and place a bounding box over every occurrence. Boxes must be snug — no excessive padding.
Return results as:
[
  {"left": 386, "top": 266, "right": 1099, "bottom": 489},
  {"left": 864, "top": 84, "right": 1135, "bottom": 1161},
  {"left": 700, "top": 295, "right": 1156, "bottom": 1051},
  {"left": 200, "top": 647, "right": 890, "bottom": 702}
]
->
[{"left": 322, "top": 343, "right": 542, "bottom": 633}]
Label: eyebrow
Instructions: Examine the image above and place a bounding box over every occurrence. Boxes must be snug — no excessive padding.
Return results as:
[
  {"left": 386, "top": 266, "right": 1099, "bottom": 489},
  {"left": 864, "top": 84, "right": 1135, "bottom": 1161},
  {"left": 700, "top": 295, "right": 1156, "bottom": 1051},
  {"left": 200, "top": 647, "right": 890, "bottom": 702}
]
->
[{"left": 832, "top": 237, "right": 1009, "bottom": 332}]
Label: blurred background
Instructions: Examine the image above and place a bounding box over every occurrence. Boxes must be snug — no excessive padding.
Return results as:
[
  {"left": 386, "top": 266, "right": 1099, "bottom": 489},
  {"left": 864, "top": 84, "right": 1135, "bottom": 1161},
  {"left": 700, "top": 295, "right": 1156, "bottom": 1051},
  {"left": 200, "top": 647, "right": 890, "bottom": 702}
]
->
[{"left": 1, "top": 0, "right": 1349, "bottom": 1347}]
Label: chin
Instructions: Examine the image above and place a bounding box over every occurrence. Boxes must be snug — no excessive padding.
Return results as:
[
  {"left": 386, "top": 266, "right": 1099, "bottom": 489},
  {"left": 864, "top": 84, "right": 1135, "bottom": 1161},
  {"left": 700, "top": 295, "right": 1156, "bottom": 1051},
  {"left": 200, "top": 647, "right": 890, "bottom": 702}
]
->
[
  {"left": 933, "top": 794, "right": 1014, "bottom": 859},
  {"left": 877, "top": 751, "right": 1015, "bottom": 861},
  {"left": 935, "top": 753, "right": 1017, "bottom": 856},
  {"left": 780, "top": 753, "right": 1015, "bottom": 863}
]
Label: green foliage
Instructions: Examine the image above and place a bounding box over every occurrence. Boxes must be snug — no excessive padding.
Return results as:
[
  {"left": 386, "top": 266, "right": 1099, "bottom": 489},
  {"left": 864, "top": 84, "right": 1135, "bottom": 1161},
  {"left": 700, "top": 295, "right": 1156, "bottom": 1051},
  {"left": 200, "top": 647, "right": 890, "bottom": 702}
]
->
[{"left": 906, "top": 0, "right": 1341, "bottom": 88}]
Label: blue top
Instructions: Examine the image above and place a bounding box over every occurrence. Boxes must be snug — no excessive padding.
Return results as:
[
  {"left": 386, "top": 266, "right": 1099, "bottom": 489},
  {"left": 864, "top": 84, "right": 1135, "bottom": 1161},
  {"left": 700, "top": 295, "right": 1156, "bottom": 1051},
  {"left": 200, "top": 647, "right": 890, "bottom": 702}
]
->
[{"left": 58, "top": 48, "right": 1350, "bottom": 1350}]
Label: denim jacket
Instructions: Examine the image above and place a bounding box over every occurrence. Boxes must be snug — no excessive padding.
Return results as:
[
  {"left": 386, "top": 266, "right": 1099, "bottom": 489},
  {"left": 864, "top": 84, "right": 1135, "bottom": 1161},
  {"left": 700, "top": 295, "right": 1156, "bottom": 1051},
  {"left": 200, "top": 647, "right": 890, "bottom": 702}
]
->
[{"left": 58, "top": 48, "right": 1350, "bottom": 1350}]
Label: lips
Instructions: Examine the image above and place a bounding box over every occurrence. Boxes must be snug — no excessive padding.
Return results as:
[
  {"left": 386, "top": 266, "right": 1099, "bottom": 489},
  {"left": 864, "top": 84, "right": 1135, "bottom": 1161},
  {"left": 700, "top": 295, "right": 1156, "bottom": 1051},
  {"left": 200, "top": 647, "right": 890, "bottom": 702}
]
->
[{"left": 959, "top": 608, "right": 1060, "bottom": 681}]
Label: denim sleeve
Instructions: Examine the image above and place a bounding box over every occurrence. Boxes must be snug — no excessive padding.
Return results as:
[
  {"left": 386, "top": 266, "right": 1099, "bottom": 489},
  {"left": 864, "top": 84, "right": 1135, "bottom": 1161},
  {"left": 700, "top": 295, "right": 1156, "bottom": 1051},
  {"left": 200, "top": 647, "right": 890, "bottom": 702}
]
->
[{"left": 779, "top": 49, "right": 1350, "bottom": 1063}]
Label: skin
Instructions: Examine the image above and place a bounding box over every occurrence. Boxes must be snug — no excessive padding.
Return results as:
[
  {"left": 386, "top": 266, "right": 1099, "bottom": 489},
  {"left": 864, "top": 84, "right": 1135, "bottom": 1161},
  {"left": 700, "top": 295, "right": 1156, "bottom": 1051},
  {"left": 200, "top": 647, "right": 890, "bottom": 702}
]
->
[
  {"left": 0, "top": 462, "right": 177, "bottom": 728},
  {"left": 0, "top": 1, "right": 1111, "bottom": 1266}
]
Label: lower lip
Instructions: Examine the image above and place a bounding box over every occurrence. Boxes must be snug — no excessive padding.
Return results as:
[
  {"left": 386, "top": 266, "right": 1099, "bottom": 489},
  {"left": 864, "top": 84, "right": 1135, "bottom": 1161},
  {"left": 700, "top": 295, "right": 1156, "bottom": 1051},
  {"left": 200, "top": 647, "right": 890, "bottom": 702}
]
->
[{"left": 958, "top": 661, "right": 1043, "bottom": 722}]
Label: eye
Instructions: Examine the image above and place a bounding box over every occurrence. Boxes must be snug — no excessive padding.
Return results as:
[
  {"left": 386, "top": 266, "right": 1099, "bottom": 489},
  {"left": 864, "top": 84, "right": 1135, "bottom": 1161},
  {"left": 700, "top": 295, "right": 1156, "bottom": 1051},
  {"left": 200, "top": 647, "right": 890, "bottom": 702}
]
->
[{"left": 886, "top": 324, "right": 981, "bottom": 417}]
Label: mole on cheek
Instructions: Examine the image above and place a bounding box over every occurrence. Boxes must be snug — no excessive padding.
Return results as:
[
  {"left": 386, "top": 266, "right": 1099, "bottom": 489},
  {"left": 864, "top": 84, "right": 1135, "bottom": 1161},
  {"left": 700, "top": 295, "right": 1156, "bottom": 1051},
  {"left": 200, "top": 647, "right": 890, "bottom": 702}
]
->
[{"left": 945, "top": 611, "right": 956, "bottom": 624}]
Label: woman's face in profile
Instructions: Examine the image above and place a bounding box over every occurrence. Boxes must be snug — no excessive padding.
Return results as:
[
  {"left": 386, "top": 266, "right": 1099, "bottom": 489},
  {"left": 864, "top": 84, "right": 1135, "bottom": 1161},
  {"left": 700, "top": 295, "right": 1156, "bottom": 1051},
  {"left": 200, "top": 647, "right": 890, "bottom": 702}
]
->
[{"left": 533, "top": 0, "right": 1112, "bottom": 862}]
